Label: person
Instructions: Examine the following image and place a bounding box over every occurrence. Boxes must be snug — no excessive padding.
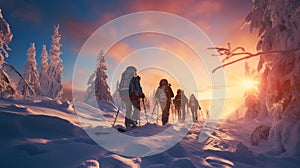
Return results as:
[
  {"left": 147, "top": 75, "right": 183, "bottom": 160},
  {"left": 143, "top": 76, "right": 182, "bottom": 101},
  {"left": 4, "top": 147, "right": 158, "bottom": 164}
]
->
[
  {"left": 174, "top": 89, "right": 188, "bottom": 122},
  {"left": 119, "top": 66, "right": 145, "bottom": 128},
  {"left": 188, "top": 94, "right": 201, "bottom": 122},
  {"left": 173, "top": 92, "right": 181, "bottom": 121},
  {"left": 155, "top": 79, "right": 174, "bottom": 125}
]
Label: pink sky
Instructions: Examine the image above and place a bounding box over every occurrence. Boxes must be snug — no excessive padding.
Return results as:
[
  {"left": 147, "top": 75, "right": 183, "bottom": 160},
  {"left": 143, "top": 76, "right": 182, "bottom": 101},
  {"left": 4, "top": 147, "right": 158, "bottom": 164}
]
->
[{"left": 70, "top": 0, "right": 259, "bottom": 107}]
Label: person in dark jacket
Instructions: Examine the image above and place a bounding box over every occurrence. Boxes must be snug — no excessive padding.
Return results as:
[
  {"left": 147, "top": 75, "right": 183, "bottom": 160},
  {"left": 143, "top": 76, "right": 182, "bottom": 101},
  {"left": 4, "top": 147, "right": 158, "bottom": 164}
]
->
[
  {"left": 119, "top": 66, "right": 145, "bottom": 128},
  {"left": 174, "top": 89, "right": 188, "bottom": 122},
  {"left": 155, "top": 79, "right": 174, "bottom": 125},
  {"left": 188, "top": 94, "right": 201, "bottom": 122}
]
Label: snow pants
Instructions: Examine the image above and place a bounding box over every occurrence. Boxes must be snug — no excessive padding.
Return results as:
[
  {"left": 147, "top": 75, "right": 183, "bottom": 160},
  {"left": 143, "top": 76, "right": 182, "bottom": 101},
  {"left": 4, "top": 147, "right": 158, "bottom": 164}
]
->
[
  {"left": 160, "top": 101, "right": 171, "bottom": 125},
  {"left": 191, "top": 107, "right": 198, "bottom": 122},
  {"left": 120, "top": 90, "right": 141, "bottom": 127}
]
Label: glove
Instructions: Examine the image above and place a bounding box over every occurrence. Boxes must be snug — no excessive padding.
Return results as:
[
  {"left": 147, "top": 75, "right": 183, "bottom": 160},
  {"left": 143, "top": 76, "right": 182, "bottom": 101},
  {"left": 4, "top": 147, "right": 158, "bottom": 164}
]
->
[
  {"left": 199, "top": 107, "right": 201, "bottom": 110},
  {"left": 140, "top": 93, "right": 145, "bottom": 99}
]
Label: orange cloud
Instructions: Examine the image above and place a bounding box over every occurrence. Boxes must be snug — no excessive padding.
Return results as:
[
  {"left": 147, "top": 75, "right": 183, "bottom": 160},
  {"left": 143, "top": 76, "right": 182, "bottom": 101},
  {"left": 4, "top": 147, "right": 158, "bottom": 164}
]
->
[
  {"left": 64, "top": 12, "right": 119, "bottom": 55},
  {"left": 126, "top": 0, "right": 222, "bottom": 31},
  {"left": 64, "top": 19, "right": 96, "bottom": 44},
  {"left": 106, "top": 42, "right": 135, "bottom": 62},
  {"left": 128, "top": 0, "right": 222, "bottom": 18},
  {"left": 62, "top": 80, "right": 85, "bottom": 101}
]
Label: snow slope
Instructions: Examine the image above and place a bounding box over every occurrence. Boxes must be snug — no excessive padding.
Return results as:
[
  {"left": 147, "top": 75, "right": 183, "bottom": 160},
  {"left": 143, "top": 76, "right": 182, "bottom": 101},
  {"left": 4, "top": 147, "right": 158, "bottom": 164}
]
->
[{"left": 0, "top": 98, "right": 299, "bottom": 168}]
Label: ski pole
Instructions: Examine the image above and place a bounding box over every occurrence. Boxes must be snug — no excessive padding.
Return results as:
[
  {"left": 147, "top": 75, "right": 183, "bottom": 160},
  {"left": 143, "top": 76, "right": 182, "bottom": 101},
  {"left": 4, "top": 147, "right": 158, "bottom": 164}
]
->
[
  {"left": 113, "top": 106, "right": 121, "bottom": 127},
  {"left": 151, "top": 100, "right": 158, "bottom": 122},
  {"left": 142, "top": 98, "right": 148, "bottom": 123},
  {"left": 151, "top": 102, "right": 156, "bottom": 121},
  {"left": 157, "top": 102, "right": 160, "bottom": 124}
]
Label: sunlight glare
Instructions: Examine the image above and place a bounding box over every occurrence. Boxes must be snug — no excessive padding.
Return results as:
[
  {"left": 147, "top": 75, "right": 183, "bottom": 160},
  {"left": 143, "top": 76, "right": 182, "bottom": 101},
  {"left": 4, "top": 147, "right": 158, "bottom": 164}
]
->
[{"left": 242, "top": 79, "right": 257, "bottom": 89}]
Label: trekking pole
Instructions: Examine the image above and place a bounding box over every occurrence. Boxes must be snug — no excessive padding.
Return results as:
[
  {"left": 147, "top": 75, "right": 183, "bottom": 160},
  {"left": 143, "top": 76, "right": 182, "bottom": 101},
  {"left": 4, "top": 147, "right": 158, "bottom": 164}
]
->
[
  {"left": 112, "top": 105, "right": 121, "bottom": 127},
  {"left": 151, "top": 100, "right": 160, "bottom": 123},
  {"left": 171, "top": 102, "right": 175, "bottom": 123},
  {"left": 200, "top": 110, "right": 203, "bottom": 122},
  {"left": 151, "top": 100, "right": 156, "bottom": 120},
  {"left": 139, "top": 114, "right": 141, "bottom": 126},
  {"left": 142, "top": 98, "right": 148, "bottom": 123},
  {"left": 156, "top": 102, "right": 160, "bottom": 124}
]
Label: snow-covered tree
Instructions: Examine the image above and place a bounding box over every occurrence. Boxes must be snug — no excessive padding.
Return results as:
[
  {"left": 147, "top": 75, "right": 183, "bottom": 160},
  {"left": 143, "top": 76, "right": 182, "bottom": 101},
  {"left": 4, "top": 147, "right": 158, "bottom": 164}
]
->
[
  {"left": 84, "top": 70, "right": 96, "bottom": 103},
  {"left": 0, "top": 9, "right": 14, "bottom": 97},
  {"left": 44, "top": 25, "right": 63, "bottom": 100},
  {"left": 39, "top": 44, "right": 49, "bottom": 96},
  {"left": 244, "top": 0, "right": 300, "bottom": 155},
  {"left": 17, "top": 43, "right": 40, "bottom": 96},
  {"left": 94, "top": 50, "right": 113, "bottom": 103}
]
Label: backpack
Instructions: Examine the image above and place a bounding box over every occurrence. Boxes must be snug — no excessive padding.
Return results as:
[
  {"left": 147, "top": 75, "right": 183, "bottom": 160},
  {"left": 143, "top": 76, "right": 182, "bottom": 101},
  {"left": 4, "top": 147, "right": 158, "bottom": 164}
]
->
[
  {"left": 157, "top": 87, "right": 168, "bottom": 102},
  {"left": 174, "top": 94, "right": 181, "bottom": 107},
  {"left": 129, "top": 76, "right": 139, "bottom": 96},
  {"left": 119, "top": 66, "right": 137, "bottom": 92},
  {"left": 190, "top": 97, "right": 197, "bottom": 107},
  {"left": 119, "top": 72, "right": 133, "bottom": 92}
]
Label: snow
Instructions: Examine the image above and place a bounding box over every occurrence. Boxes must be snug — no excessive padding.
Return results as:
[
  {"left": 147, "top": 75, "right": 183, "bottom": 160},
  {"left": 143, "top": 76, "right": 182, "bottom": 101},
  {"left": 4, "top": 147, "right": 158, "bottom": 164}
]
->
[
  {"left": 268, "top": 118, "right": 300, "bottom": 156},
  {"left": 1, "top": 98, "right": 299, "bottom": 168}
]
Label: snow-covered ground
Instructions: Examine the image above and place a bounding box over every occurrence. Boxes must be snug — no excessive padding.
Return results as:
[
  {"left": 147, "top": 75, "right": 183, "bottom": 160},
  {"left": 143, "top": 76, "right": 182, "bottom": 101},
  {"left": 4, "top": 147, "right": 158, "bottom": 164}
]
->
[{"left": 0, "top": 98, "right": 299, "bottom": 168}]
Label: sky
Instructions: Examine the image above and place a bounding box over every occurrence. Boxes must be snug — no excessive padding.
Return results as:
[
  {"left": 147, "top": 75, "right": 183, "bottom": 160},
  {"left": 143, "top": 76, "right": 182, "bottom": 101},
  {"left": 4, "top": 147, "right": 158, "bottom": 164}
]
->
[{"left": 0, "top": 0, "right": 260, "bottom": 102}]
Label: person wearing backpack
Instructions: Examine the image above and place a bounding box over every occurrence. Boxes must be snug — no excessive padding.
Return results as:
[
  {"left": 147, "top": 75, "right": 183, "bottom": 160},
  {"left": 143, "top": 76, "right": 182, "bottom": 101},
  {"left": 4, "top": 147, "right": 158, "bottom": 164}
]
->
[
  {"left": 173, "top": 91, "right": 181, "bottom": 121},
  {"left": 155, "top": 79, "right": 174, "bottom": 125},
  {"left": 188, "top": 94, "right": 200, "bottom": 122},
  {"left": 174, "top": 89, "right": 188, "bottom": 122},
  {"left": 119, "top": 66, "right": 145, "bottom": 128}
]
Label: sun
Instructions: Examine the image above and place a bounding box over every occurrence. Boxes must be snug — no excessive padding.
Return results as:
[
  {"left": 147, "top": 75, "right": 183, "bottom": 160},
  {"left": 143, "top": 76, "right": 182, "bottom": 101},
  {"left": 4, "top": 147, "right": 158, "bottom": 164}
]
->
[{"left": 242, "top": 79, "right": 257, "bottom": 89}]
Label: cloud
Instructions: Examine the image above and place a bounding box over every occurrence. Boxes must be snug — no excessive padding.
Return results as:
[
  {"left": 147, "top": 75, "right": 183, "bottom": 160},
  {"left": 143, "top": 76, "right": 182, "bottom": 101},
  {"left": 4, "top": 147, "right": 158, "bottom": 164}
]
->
[
  {"left": 63, "top": 19, "right": 97, "bottom": 54},
  {"left": 106, "top": 42, "right": 135, "bottom": 62},
  {"left": 128, "top": 0, "right": 222, "bottom": 18},
  {"left": 10, "top": 4, "right": 41, "bottom": 23},
  {"left": 62, "top": 80, "right": 85, "bottom": 101},
  {"left": 1, "top": 1, "right": 41, "bottom": 23},
  {"left": 62, "top": 80, "right": 73, "bottom": 101},
  {"left": 12, "top": 9, "right": 41, "bottom": 23},
  {"left": 183, "top": 0, "right": 222, "bottom": 18},
  {"left": 63, "top": 12, "right": 119, "bottom": 55}
]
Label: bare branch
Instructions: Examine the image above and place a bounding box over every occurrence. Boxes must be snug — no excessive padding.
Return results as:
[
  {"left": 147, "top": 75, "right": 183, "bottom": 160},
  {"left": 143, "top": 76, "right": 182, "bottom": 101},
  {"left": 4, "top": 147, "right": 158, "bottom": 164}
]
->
[
  {"left": 209, "top": 42, "right": 300, "bottom": 73},
  {"left": 2, "top": 61, "right": 35, "bottom": 94}
]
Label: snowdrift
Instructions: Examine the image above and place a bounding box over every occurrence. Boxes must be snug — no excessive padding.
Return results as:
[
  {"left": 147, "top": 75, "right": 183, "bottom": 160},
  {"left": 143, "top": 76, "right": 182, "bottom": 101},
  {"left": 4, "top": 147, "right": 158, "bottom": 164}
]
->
[{"left": 0, "top": 98, "right": 299, "bottom": 168}]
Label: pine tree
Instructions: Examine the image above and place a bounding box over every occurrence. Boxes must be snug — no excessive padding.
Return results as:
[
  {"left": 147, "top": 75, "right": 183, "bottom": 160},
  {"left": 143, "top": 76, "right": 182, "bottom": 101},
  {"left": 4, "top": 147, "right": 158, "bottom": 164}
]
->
[
  {"left": 95, "top": 50, "right": 113, "bottom": 103},
  {"left": 0, "top": 9, "right": 14, "bottom": 97},
  {"left": 17, "top": 43, "right": 40, "bottom": 96},
  {"left": 245, "top": 0, "right": 300, "bottom": 154},
  {"left": 39, "top": 44, "right": 49, "bottom": 96},
  {"left": 45, "top": 25, "right": 63, "bottom": 100}
]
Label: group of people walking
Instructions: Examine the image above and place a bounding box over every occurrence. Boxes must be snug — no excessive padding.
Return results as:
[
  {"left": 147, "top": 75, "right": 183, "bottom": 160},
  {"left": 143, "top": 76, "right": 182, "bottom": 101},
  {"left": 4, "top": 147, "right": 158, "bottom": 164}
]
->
[
  {"left": 119, "top": 66, "right": 202, "bottom": 128},
  {"left": 173, "top": 91, "right": 201, "bottom": 123}
]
